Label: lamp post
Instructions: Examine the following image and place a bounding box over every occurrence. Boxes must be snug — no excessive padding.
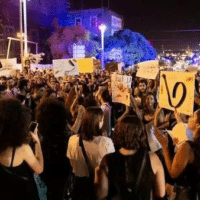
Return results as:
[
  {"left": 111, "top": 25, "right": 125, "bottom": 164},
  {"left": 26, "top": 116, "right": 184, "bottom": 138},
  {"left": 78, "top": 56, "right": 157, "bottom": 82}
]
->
[
  {"left": 99, "top": 24, "right": 106, "bottom": 69},
  {"left": 19, "top": 0, "right": 28, "bottom": 70}
]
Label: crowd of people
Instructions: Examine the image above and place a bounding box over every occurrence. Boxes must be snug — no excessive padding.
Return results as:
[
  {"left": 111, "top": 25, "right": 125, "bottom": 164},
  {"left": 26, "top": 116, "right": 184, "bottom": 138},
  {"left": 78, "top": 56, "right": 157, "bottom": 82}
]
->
[{"left": 0, "top": 66, "right": 200, "bottom": 200}]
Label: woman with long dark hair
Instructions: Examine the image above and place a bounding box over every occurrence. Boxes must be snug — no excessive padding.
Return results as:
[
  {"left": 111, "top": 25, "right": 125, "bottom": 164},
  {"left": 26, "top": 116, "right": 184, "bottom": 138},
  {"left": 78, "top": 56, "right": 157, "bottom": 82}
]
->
[
  {"left": 36, "top": 97, "right": 71, "bottom": 200},
  {"left": 0, "top": 98, "right": 43, "bottom": 200},
  {"left": 97, "top": 116, "right": 165, "bottom": 200}
]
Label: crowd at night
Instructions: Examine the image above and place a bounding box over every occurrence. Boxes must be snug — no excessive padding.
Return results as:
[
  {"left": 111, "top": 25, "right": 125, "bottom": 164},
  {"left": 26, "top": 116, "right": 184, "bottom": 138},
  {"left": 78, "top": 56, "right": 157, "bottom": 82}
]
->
[
  {"left": 1, "top": 0, "right": 200, "bottom": 200},
  {"left": 0, "top": 65, "right": 199, "bottom": 199}
]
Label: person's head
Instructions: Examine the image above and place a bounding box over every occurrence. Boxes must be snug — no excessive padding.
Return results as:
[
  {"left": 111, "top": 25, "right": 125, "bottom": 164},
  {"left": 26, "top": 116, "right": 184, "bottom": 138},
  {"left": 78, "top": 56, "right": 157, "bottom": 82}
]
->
[
  {"left": 134, "top": 87, "right": 141, "bottom": 97},
  {"left": 147, "top": 79, "right": 155, "bottom": 89},
  {"left": 138, "top": 79, "right": 147, "bottom": 94},
  {"left": 188, "top": 110, "right": 200, "bottom": 133},
  {"left": 112, "top": 115, "right": 146, "bottom": 150},
  {"left": 144, "top": 92, "right": 157, "bottom": 109},
  {"left": 0, "top": 85, "right": 7, "bottom": 98},
  {"left": 41, "top": 88, "right": 56, "bottom": 102},
  {"left": 7, "top": 78, "right": 15, "bottom": 89},
  {"left": 81, "top": 107, "right": 104, "bottom": 141},
  {"left": 36, "top": 98, "right": 70, "bottom": 139},
  {"left": 33, "top": 84, "right": 45, "bottom": 99},
  {"left": 99, "top": 89, "right": 110, "bottom": 103},
  {"left": 18, "top": 79, "right": 28, "bottom": 91},
  {"left": 0, "top": 76, "right": 7, "bottom": 86},
  {"left": 0, "top": 98, "right": 31, "bottom": 152}
]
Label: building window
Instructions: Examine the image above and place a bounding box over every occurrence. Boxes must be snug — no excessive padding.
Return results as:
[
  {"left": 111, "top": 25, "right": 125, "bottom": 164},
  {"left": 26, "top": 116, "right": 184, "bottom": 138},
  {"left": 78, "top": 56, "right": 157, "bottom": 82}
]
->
[
  {"left": 75, "top": 18, "right": 82, "bottom": 26},
  {"left": 30, "top": 29, "right": 39, "bottom": 41},
  {"left": 90, "top": 16, "right": 97, "bottom": 27},
  {"left": 111, "top": 16, "right": 122, "bottom": 29}
]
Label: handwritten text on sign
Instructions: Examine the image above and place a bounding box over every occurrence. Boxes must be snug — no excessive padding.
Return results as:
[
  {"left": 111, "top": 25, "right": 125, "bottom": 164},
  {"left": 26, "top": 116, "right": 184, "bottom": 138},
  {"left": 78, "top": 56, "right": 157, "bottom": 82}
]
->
[
  {"left": 159, "top": 71, "right": 195, "bottom": 115},
  {"left": 136, "top": 60, "right": 159, "bottom": 80},
  {"left": 111, "top": 73, "right": 132, "bottom": 106},
  {"left": 53, "top": 59, "right": 79, "bottom": 77}
]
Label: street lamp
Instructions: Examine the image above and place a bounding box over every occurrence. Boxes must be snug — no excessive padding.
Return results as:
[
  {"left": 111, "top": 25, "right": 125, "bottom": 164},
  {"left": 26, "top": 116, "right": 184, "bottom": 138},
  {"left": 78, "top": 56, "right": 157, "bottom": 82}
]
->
[{"left": 99, "top": 24, "right": 106, "bottom": 69}]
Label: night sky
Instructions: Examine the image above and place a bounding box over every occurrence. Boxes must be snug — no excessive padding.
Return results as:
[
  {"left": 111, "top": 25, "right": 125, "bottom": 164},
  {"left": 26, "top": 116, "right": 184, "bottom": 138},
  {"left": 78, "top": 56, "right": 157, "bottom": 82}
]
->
[{"left": 72, "top": 0, "right": 200, "bottom": 38}]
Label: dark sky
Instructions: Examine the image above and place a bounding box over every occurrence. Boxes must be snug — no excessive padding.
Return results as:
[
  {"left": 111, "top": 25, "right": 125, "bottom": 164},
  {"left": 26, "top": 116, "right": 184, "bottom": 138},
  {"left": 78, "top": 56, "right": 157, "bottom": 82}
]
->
[{"left": 72, "top": 0, "right": 200, "bottom": 37}]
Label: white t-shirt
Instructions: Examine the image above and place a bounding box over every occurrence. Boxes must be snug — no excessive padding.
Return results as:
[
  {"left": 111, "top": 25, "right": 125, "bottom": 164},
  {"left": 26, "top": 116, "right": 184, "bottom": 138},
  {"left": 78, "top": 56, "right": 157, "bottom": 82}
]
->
[{"left": 67, "top": 134, "right": 115, "bottom": 177}]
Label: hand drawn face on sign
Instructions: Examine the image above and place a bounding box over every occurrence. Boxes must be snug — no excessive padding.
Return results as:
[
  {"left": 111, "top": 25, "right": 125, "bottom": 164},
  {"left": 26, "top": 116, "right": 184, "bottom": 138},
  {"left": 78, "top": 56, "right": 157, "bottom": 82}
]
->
[{"left": 159, "top": 71, "right": 195, "bottom": 115}]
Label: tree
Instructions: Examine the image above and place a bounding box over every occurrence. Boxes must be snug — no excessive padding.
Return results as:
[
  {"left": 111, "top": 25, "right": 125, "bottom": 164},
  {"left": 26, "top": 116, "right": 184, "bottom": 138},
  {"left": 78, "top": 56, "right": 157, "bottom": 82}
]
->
[
  {"left": 48, "top": 19, "right": 100, "bottom": 59},
  {"left": 104, "top": 29, "right": 157, "bottom": 66}
]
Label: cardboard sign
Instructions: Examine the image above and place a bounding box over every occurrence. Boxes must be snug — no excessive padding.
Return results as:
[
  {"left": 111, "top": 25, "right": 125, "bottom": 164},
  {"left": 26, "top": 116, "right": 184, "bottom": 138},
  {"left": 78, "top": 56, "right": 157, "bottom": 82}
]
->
[
  {"left": 106, "top": 62, "right": 118, "bottom": 72},
  {"left": 31, "top": 64, "right": 53, "bottom": 70},
  {"left": 111, "top": 73, "right": 132, "bottom": 106},
  {"left": 53, "top": 59, "right": 79, "bottom": 77},
  {"left": 145, "top": 121, "right": 162, "bottom": 152},
  {"left": 0, "top": 58, "right": 17, "bottom": 69},
  {"left": 0, "top": 69, "right": 12, "bottom": 77},
  {"left": 159, "top": 71, "right": 195, "bottom": 115},
  {"left": 136, "top": 60, "right": 159, "bottom": 79},
  {"left": 76, "top": 58, "right": 94, "bottom": 73}
]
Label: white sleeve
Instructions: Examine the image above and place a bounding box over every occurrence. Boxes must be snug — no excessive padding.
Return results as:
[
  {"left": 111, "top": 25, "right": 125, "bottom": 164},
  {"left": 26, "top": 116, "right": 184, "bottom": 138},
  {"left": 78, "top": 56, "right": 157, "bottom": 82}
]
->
[{"left": 99, "top": 137, "right": 115, "bottom": 158}]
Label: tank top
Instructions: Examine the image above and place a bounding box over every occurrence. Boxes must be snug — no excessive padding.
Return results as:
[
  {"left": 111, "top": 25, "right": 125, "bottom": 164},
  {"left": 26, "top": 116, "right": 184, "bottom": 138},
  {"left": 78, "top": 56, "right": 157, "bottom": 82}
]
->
[
  {"left": 175, "top": 141, "right": 199, "bottom": 199},
  {"left": 0, "top": 147, "right": 39, "bottom": 200},
  {"left": 105, "top": 148, "right": 154, "bottom": 200}
]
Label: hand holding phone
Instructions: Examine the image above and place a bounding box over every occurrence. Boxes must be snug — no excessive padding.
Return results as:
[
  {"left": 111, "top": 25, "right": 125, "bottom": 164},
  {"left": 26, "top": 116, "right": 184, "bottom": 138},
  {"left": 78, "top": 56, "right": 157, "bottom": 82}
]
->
[{"left": 29, "top": 122, "right": 40, "bottom": 143}]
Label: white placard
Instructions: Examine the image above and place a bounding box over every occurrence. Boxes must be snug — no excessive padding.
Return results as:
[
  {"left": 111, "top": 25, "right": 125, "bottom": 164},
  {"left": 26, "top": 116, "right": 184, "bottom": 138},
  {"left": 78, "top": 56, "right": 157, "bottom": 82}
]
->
[
  {"left": 53, "top": 59, "right": 79, "bottom": 77},
  {"left": 137, "top": 60, "right": 159, "bottom": 79},
  {"left": 111, "top": 73, "right": 132, "bottom": 106},
  {"left": 0, "top": 58, "right": 17, "bottom": 69}
]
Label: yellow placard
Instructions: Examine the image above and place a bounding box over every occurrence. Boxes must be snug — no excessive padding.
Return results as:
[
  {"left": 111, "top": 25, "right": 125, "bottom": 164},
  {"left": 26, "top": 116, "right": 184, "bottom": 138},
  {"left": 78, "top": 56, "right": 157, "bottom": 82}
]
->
[
  {"left": 77, "top": 58, "right": 94, "bottom": 73},
  {"left": 159, "top": 71, "right": 195, "bottom": 115},
  {"left": 137, "top": 60, "right": 159, "bottom": 80}
]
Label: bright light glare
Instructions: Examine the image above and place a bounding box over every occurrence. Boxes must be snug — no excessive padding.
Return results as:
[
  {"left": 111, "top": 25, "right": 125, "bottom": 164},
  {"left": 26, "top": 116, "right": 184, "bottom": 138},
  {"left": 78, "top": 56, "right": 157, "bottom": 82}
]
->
[{"left": 99, "top": 24, "right": 106, "bottom": 32}]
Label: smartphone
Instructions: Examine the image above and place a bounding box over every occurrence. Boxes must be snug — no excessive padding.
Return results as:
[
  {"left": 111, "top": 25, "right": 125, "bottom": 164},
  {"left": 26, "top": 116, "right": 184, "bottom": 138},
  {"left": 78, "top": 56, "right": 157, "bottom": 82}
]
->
[{"left": 29, "top": 122, "right": 38, "bottom": 133}]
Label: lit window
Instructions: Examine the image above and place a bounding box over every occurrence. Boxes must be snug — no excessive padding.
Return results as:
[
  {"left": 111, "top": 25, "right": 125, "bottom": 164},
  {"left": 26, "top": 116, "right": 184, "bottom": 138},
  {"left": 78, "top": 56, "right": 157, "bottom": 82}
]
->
[
  {"left": 75, "top": 18, "right": 82, "bottom": 26},
  {"left": 90, "top": 16, "right": 97, "bottom": 27}
]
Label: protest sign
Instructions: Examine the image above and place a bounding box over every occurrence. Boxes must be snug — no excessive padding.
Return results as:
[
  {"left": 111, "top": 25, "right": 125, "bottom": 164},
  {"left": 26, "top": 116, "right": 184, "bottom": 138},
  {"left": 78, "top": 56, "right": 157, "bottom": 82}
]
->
[
  {"left": 0, "top": 69, "right": 12, "bottom": 77},
  {"left": 76, "top": 58, "right": 94, "bottom": 73},
  {"left": 159, "top": 71, "right": 195, "bottom": 115},
  {"left": 31, "top": 64, "right": 53, "bottom": 71},
  {"left": 105, "top": 61, "right": 118, "bottom": 72},
  {"left": 111, "top": 73, "right": 132, "bottom": 106},
  {"left": 136, "top": 60, "right": 159, "bottom": 79},
  {"left": 145, "top": 121, "right": 162, "bottom": 152},
  {"left": 0, "top": 58, "right": 17, "bottom": 69},
  {"left": 166, "top": 122, "right": 188, "bottom": 144},
  {"left": 53, "top": 59, "right": 79, "bottom": 77}
]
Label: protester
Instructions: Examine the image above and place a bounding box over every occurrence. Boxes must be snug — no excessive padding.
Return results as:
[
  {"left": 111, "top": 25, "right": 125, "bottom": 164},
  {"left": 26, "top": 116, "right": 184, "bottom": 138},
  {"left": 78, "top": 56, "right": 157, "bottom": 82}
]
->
[
  {"left": 154, "top": 109, "right": 200, "bottom": 199},
  {"left": 36, "top": 97, "right": 71, "bottom": 200},
  {"left": 0, "top": 98, "right": 43, "bottom": 200},
  {"left": 67, "top": 107, "right": 115, "bottom": 200},
  {"left": 97, "top": 115, "right": 165, "bottom": 200}
]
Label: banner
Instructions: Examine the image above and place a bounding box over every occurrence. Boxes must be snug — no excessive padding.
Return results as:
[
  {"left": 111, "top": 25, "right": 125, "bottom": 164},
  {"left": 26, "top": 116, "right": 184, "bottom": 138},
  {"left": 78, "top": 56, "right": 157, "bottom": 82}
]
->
[
  {"left": 136, "top": 60, "right": 159, "bottom": 79},
  {"left": 31, "top": 64, "right": 53, "bottom": 70},
  {"left": 0, "top": 58, "right": 17, "bottom": 69},
  {"left": 53, "top": 59, "right": 79, "bottom": 77},
  {"left": 159, "top": 71, "right": 195, "bottom": 115},
  {"left": 111, "top": 73, "right": 132, "bottom": 106},
  {"left": 76, "top": 58, "right": 94, "bottom": 73}
]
